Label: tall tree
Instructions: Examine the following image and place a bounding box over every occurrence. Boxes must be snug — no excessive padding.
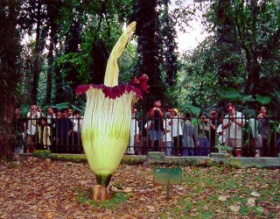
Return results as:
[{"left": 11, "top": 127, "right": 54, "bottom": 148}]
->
[
  {"left": 44, "top": 0, "right": 64, "bottom": 105},
  {"left": 56, "top": 0, "right": 134, "bottom": 102},
  {"left": 134, "top": 0, "right": 164, "bottom": 109},
  {"left": 216, "top": 0, "right": 240, "bottom": 88},
  {"left": 233, "top": 0, "right": 280, "bottom": 96},
  {"left": 0, "top": 0, "right": 21, "bottom": 158},
  {"left": 212, "top": 0, "right": 280, "bottom": 105},
  {"left": 19, "top": 0, "right": 49, "bottom": 104},
  {"left": 32, "top": 0, "right": 42, "bottom": 104},
  {"left": 177, "top": 0, "right": 280, "bottom": 112},
  {"left": 159, "top": 0, "right": 178, "bottom": 87}
]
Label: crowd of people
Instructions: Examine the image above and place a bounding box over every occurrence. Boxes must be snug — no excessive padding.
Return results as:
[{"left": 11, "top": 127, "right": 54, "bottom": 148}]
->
[
  {"left": 14, "top": 105, "right": 83, "bottom": 153},
  {"left": 127, "top": 101, "right": 280, "bottom": 157},
  {"left": 14, "top": 102, "right": 280, "bottom": 157}
]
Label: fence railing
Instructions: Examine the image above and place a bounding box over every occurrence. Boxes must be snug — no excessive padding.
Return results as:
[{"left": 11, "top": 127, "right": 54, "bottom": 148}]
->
[{"left": 13, "top": 115, "right": 280, "bottom": 157}]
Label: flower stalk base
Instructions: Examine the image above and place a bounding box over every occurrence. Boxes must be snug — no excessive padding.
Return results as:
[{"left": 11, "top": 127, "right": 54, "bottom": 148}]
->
[{"left": 92, "top": 185, "right": 110, "bottom": 202}]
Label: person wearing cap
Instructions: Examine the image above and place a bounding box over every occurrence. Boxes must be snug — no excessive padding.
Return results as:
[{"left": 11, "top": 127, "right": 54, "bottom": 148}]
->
[{"left": 222, "top": 103, "right": 245, "bottom": 157}]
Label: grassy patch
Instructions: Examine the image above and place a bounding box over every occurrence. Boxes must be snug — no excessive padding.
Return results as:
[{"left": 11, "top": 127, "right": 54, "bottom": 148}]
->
[
  {"left": 33, "top": 150, "right": 51, "bottom": 158},
  {"left": 49, "top": 154, "right": 87, "bottom": 162},
  {"left": 163, "top": 166, "right": 280, "bottom": 218},
  {"left": 75, "top": 188, "right": 131, "bottom": 208}
]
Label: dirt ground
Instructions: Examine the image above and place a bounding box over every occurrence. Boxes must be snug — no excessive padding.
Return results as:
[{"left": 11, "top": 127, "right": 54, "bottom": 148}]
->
[{"left": 0, "top": 156, "right": 279, "bottom": 219}]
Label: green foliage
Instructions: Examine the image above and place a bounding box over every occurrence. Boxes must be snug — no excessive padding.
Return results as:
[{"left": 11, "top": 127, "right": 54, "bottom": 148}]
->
[
  {"left": 175, "top": 0, "right": 280, "bottom": 113},
  {"left": 20, "top": 105, "right": 30, "bottom": 117},
  {"left": 57, "top": 52, "right": 92, "bottom": 85},
  {"left": 32, "top": 150, "right": 51, "bottom": 159},
  {"left": 8, "top": 0, "right": 280, "bottom": 117},
  {"left": 37, "top": 99, "right": 85, "bottom": 114},
  {"left": 17, "top": 0, "right": 136, "bottom": 105},
  {"left": 219, "top": 87, "right": 247, "bottom": 101},
  {"left": 183, "top": 103, "right": 201, "bottom": 116},
  {"left": 51, "top": 102, "right": 70, "bottom": 110},
  {"left": 215, "top": 143, "right": 233, "bottom": 154},
  {"left": 32, "top": 150, "right": 87, "bottom": 162},
  {"left": 118, "top": 42, "right": 138, "bottom": 84},
  {"left": 48, "top": 154, "right": 87, "bottom": 163},
  {"left": 255, "top": 94, "right": 271, "bottom": 105}
]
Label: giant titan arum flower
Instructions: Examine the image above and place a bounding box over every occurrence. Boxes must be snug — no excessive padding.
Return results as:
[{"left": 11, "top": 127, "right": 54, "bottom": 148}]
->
[{"left": 76, "top": 22, "right": 149, "bottom": 201}]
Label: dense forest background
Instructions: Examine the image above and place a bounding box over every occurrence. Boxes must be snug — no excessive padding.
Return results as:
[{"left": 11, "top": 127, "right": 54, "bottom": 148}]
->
[{"left": 0, "top": 0, "right": 280, "bottom": 157}]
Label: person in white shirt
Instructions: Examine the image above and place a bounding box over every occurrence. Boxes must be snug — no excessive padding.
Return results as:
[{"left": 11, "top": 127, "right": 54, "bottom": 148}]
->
[
  {"left": 46, "top": 107, "right": 56, "bottom": 126},
  {"left": 127, "top": 107, "right": 139, "bottom": 154},
  {"left": 217, "top": 123, "right": 227, "bottom": 150},
  {"left": 144, "top": 119, "right": 153, "bottom": 150},
  {"left": 222, "top": 103, "right": 245, "bottom": 157},
  {"left": 26, "top": 105, "right": 42, "bottom": 152},
  {"left": 170, "top": 108, "right": 183, "bottom": 156},
  {"left": 163, "top": 112, "right": 173, "bottom": 156}
]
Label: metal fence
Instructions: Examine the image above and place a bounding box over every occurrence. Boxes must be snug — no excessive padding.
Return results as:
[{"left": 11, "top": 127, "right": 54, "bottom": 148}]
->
[
  {"left": 14, "top": 116, "right": 83, "bottom": 154},
  {"left": 13, "top": 114, "right": 280, "bottom": 157}
]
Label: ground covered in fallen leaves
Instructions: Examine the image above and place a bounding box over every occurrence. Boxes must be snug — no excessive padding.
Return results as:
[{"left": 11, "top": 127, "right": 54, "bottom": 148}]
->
[{"left": 0, "top": 156, "right": 279, "bottom": 219}]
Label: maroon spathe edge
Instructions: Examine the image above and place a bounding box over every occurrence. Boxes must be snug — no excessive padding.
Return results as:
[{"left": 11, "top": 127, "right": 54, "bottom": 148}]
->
[
  {"left": 76, "top": 84, "right": 144, "bottom": 99},
  {"left": 76, "top": 74, "right": 150, "bottom": 100}
]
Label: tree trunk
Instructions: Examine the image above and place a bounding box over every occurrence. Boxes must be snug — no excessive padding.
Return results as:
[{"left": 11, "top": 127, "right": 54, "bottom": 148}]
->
[
  {"left": 244, "top": 59, "right": 261, "bottom": 95},
  {"left": 216, "top": 0, "right": 239, "bottom": 87},
  {"left": 0, "top": 103, "right": 15, "bottom": 159},
  {"left": 46, "top": 36, "right": 54, "bottom": 105},
  {"left": 135, "top": 0, "right": 164, "bottom": 108},
  {"left": 31, "top": 0, "right": 42, "bottom": 104},
  {"left": 162, "top": 0, "right": 178, "bottom": 86},
  {"left": 0, "top": 0, "right": 21, "bottom": 159}
]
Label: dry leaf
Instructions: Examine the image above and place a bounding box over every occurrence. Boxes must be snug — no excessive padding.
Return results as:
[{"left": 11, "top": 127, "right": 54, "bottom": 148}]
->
[
  {"left": 0, "top": 156, "right": 279, "bottom": 218},
  {"left": 251, "top": 191, "right": 260, "bottom": 197},
  {"left": 123, "top": 187, "right": 134, "bottom": 193},
  {"left": 256, "top": 207, "right": 264, "bottom": 212},
  {"left": 247, "top": 198, "right": 256, "bottom": 207},
  {"left": 218, "top": 195, "right": 227, "bottom": 201},
  {"left": 229, "top": 205, "right": 240, "bottom": 212},
  {"left": 147, "top": 206, "right": 156, "bottom": 212}
]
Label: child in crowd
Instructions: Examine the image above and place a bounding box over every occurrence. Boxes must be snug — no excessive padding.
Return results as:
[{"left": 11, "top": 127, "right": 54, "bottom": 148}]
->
[
  {"left": 37, "top": 117, "right": 51, "bottom": 150},
  {"left": 148, "top": 100, "right": 164, "bottom": 151}
]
